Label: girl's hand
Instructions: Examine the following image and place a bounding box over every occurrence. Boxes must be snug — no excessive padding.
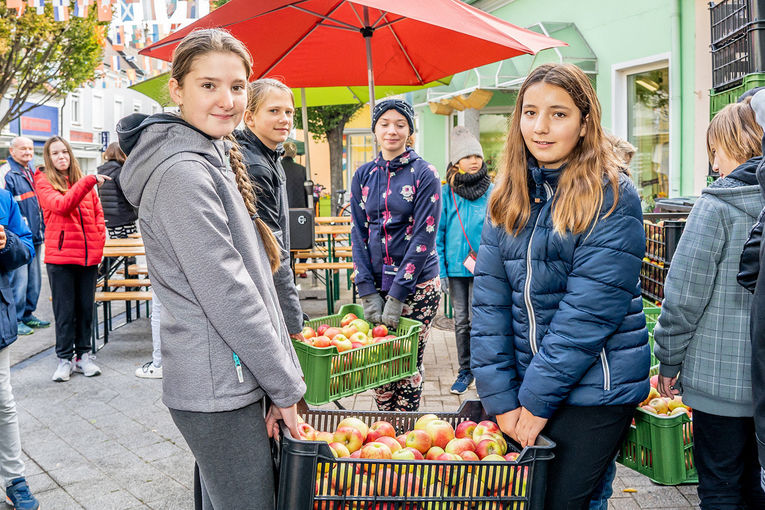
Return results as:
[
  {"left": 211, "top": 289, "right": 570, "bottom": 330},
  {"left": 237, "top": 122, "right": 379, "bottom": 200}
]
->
[
  {"left": 95, "top": 174, "right": 112, "bottom": 187},
  {"left": 496, "top": 408, "right": 521, "bottom": 440},
  {"left": 265, "top": 403, "right": 300, "bottom": 441},
  {"left": 290, "top": 332, "right": 305, "bottom": 343},
  {"left": 658, "top": 374, "right": 679, "bottom": 398},
  {"left": 515, "top": 407, "right": 547, "bottom": 448}
]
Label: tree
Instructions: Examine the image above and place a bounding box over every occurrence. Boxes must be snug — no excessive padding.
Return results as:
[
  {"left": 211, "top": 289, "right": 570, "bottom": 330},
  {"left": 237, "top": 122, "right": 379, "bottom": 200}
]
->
[
  {"left": 0, "top": 4, "right": 108, "bottom": 132},
  {"left": 295, "top": 103, "right": 364, "bottom": 212}
]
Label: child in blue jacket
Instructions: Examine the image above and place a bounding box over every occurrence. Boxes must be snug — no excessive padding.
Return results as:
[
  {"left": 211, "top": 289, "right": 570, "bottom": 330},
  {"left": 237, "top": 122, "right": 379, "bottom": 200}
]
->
[
  {"left": 436, "top": 126, "right": 492, "bottom": 395},
  {"left": 351, "top": 99, "right": 442, "bottom": 411},
  {"left": 471, "top": 63, "right": 649, "bottom": 509}
]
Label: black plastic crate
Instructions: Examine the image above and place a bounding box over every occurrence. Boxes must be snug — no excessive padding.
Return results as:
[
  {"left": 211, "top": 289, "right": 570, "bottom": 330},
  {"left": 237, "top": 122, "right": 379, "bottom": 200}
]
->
[
  {"left": 712, "top": 21, "right": 765, "bottom": 90},
  {"left": 641, "top": 213, "right": 688, "bottom": 303},
  {"left": 710, "top": 0, "right": 765, "bottom": 46},
  {"left": 275, "top": 400, "right": 555, "bottom": 510}
]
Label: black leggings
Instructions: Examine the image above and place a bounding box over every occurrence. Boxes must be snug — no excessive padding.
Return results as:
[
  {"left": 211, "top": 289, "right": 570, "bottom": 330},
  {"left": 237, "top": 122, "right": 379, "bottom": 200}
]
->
[
  {"left": 47, "top": 264, "right": 98, "bottom": 360},
  {"left": 541, "top": 404, "right": 635, "bottom": 510}
]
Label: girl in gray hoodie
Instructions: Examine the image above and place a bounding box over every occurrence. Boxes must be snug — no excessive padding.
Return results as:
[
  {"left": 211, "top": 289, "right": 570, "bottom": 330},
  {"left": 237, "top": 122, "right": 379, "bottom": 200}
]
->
[{"left": 117, "top": 29, "right": 305, "bottom": 509}]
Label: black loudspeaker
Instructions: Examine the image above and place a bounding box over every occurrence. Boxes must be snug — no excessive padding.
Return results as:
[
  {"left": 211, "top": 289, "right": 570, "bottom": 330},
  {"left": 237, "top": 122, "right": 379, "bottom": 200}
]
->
[{"left": 289, "top": 208, "right": 314, "bottom": 250}]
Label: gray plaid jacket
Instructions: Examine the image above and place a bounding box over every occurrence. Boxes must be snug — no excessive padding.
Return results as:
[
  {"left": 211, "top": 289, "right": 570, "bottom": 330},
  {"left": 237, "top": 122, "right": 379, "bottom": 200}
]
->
[{"left": 654, "top": 169, "right": 763, "bottom": 417}]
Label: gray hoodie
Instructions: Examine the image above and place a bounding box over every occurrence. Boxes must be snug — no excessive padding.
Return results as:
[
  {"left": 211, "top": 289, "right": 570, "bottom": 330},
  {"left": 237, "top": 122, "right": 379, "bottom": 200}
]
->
[
  {"left": 654, "top": 161, "right": 763, "bottom": 417},
  {"left": 117, "top": 113, "right": 305, "bottom": 412}
]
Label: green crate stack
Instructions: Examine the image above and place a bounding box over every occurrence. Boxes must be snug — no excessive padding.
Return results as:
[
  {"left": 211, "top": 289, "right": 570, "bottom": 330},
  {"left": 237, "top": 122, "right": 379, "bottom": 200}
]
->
[
  {"left": 644, "top": 299, "right": 661, "bottom": 366},
  {"left": 710, "top": 73, "right": 765, "bottom": 118},
  {"left": 295, "top": 304, "right": 422, "bottom": 406}
]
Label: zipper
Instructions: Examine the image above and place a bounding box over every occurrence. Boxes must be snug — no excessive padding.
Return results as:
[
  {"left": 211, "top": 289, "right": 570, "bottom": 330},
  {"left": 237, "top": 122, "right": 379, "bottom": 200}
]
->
[
  {"left": 600, "top": 349, "right": 611, "bottom": 391},
  {"left": 77, "top": 206, "right": 88, "bottom": 265},
  {"left": 524, "top": 182, "right": 554, "bottom": 355},
  {"left": 58, "top": 231, "right": 64, "bottom": 251}
]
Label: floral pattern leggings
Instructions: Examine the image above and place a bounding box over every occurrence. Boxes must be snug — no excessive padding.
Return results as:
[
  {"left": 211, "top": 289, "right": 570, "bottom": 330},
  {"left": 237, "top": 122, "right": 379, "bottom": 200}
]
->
[{"left": 374, "top": 276, "right": 441, "bottom": 412}]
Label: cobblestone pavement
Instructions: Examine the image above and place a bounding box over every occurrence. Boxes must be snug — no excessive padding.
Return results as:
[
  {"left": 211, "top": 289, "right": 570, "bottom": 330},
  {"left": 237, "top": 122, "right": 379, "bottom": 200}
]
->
[{"left": 5, "top": 280, "right": 700, "bottom": 508}]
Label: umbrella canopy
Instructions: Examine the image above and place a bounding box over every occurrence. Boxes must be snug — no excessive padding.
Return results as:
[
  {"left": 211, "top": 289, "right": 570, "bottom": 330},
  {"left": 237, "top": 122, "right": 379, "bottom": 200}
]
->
[
  {"left": 129, "top": 71, "right": 451, "bottom": 107},
  {"left": 140, "top": 0, "right": 565, "bottom": 88}
]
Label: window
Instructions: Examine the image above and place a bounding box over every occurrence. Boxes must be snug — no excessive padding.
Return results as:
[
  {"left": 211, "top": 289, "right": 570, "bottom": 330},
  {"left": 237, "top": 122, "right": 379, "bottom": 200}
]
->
[
  {"left": 133, "top": 102, "right": 141, "bottom": 113},
  {"left": 345, "top": 133, "right": 374, "bottom": 189},
  {"left": 626, "top": 67, "right": 670, "bottom": 210},
  {"left": 151, "top": 103, "right": 160, "bottom": 115},
  {"left": 114, "top": 97, "right": 123, "bottom": 127},
  {"left": 92, "top": 94, "right": 103, "bottom": 129},
  {"left": 70, "top": 94, "right": 81, "bottom": 125},
  {"left": 479, "top": 112, "right": 510, "bottom": 176}
]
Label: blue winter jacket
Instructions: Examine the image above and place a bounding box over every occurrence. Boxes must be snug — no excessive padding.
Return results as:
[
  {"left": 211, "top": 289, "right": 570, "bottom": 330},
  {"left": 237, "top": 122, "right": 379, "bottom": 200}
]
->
[
  {"left": 4, "top": 158, "right": 44, "bottom": 246},
  {"left": 351, "top": 150, "right": 442, "bottom": 302},
  {"left": 0, "top": 188, "right": 34, "bottom": 349},
  {"left": 437, "top": 183, "right": 493, "bottom": 278},
  {"left": 471, "top": 161, "right": 650, "bottom": 419}
]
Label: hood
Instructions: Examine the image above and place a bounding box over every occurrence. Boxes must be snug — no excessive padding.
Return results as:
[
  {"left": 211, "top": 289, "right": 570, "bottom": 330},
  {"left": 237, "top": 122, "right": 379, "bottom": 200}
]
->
[
  {"left": 704, "top": 156, "right": 762, "bottom": 218},
  {"left": 116, "top": 113, "right": 230, "bottom": 208},
  {"left": 372, "top": 149, "right": 421, "bottom": 171},
  {"left": 757, "top": 156, "right": 765, "bottom": 201}
]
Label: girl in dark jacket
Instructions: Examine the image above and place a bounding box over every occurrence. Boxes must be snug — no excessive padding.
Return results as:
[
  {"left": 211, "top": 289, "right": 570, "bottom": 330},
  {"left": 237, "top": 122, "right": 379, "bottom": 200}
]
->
[
  {"left": 36, "top": 136, "right": 107, "bottom": 383},
  {"left": 97, "top": 142, "right": 138, "bottom": 239},
  {"left": 351, "top": 98, "right": 442, "bottom": 411},
  {"left": 470, "top": 63, "right": 650, "bottom": 509}
]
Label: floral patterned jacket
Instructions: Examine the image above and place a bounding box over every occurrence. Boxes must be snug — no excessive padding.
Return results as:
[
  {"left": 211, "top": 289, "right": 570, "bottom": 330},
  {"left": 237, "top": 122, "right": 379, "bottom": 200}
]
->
[{"left": 351, "top": 149, "right": 442, "bottom": 302}]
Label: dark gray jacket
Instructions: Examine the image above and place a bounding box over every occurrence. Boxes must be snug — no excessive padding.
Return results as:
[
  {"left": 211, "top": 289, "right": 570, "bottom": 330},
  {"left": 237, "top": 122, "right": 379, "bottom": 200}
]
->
[
  {"left": 117, "top": 113, "right": 305, "bottom": 412},
  {"left": 235, "top": 128, "right": 304, "bottom": 334}
]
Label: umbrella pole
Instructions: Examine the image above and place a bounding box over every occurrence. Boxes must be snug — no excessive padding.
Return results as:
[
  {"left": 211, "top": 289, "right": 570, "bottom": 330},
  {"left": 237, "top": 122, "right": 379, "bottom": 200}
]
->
[
  {"left": 300, "top": 88, "right": 314, "bottom": 210},
  {"left": 363, "top": 8, "right": 378, "bottom": 155}
]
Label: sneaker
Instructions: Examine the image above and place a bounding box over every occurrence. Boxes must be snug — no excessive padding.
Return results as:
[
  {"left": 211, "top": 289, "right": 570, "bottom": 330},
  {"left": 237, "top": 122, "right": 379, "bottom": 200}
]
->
[
  {"left": 16, "top": 322, "right": 33, "bottom": 336},
  {"left": 22, "top": 315, "right": 50, "bottom": 329},
  {"left": 51, "top": 358, "right": 72, "bottom": 382},
  {"left": 135, "top": 361, "right": 163, "bottom": 379},
  {"left": 450, "top": 371, "right": 475, "bottom": 395},
  {"left": 5, "top": 477, "right": 39, "bottom": 510},
  {"left": 73, "top": 352, "right": 101, "bottom": 377}
]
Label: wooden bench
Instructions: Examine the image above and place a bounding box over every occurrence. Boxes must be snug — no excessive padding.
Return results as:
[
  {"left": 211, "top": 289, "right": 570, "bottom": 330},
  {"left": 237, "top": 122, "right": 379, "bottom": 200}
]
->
[
  {"left": 92, "top": 290, "right": 153, "bottom": 352},
  {"left": 127, "top": 264, "right": 149, "bottom": 276},
  {"left": 294, "top": 262, "right": 353, "bottom": 272},
  {"left": 294, "top": 262, "right": 354, "bottom": 314},
  {"left": 293, "top": 249, "right": 352, "bottom": 260},
  {"left": 97, "top": 279, "right": 151, "bottom": 289}
]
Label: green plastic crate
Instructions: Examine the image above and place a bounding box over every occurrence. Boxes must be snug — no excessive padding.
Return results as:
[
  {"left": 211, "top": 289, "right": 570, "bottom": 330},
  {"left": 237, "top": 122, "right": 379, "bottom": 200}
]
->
[
  {"left": 710, "top": 72, "right": 765, "bottom": 118},
  {"left": 644, "top": 299, "right": 661, "bottom": 366},
  {"left": 617, "top": 365, "right": 697, "bottom": 485},
  {"left": 295, "top": 304, "right": 422, "bottom": 406}
]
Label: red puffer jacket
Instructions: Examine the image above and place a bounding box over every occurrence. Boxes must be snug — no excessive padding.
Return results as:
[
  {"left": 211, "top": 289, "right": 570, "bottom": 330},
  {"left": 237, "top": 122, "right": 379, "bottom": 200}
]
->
[{"left": 35, "top": 171, "right": 105, "bottom": 266}]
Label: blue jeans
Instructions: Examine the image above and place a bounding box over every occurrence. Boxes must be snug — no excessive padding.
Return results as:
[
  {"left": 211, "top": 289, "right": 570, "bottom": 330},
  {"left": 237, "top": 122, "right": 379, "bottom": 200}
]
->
[
  {"left": 589, "top": 456, "right": 617, "bottom": 510},
  {"left": 9, "top": 246, "right": 41, "bottom": 322}
]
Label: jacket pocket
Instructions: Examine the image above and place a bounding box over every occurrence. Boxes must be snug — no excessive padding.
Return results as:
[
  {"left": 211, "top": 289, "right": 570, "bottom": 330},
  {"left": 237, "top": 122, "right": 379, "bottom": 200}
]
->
[
  {"left": 58, "top": 231, "right": 65, "bottom": 251},
  {"left": 0, "top": 287, "right": 16, "bottom": 343}
]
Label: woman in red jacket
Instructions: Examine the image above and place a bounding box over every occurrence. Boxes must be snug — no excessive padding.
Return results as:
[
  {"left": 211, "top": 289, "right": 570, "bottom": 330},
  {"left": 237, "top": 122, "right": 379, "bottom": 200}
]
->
[{"left": 36, "top": 136, "right": 108, "bottom": 382}]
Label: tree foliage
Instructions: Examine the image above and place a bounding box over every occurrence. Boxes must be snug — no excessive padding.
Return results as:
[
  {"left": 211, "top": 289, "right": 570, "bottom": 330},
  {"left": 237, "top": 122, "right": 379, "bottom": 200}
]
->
[{"left": 0, "top": 4, "right": 109, "bottom": 132}]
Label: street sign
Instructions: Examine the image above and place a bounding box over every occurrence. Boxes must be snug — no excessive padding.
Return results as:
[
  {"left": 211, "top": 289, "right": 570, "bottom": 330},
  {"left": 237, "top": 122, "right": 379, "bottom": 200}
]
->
[{"left": 100, "top": 131, "right": 110, "bottom": 152}]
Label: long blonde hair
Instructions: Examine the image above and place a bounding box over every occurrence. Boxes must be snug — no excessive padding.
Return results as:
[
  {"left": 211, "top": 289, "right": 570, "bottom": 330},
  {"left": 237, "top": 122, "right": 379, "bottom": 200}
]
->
[
  {"left": 171, "top": 29, "right": 281, "bottom": 272},
  {"left": 706, "top": 98, "right": 763, "bottom": 165},
  {"left": 246, "top": 78, "right": 294, "bottom": 116},
  {"left": 42, "top": 137, "right": 83, "bottom": 193},
  {"left": 489, "top": 63, "right": 621, "bottom": 236}
]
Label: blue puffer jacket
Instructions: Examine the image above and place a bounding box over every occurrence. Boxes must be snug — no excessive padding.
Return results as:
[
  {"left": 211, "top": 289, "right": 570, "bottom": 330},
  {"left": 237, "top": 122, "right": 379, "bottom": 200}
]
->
[
  {"left": 437, "top": 182, "right": 493, "bottom": 278},
  {"left": 3, "top": 158, "right": 44, "bottom": 246},
  {"left": 471, "top": 161, "right": 650, "bottom": 419}
]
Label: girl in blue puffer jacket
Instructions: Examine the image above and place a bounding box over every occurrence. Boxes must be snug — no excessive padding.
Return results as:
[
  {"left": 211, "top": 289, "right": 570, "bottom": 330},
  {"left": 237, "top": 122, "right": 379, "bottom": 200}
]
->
[{"left": 471, "top": 63, "right": 650, "bottom": 509}]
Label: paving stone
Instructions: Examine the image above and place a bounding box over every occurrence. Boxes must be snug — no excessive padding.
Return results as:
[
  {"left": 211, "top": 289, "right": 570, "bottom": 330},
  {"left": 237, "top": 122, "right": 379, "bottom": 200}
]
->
[
  {"left": 48, "top": 463, "right": 106, "bottom": 486},
  {"left": 33, "top": 486, "right": 84, "bottom": 509},
  {"left": 631, "top": 484, "right": 697, "bottom": 508}
]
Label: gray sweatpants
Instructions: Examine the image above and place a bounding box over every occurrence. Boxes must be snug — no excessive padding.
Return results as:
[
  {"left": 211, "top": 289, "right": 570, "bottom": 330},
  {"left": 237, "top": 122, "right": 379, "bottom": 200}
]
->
[{"left": 169, "top": 400, "right": 275, "bottom": 510}]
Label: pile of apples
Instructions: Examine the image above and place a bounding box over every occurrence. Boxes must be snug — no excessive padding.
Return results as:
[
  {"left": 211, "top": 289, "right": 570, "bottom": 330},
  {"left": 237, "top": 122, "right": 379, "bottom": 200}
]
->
[
  {"left": 299, "top": 312, "right": 398, "bottom": 352},
  {"left": 297, "top": 414, "right": 528, "bottom": 508},
  {"left": 639, "top": 374, "right": 693, "bottom": 419}
]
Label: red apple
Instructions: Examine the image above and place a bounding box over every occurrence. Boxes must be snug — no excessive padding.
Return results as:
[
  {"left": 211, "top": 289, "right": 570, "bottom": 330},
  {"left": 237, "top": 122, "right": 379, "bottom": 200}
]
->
[
  {"left": 360, "top": 442, "right": 393, "bottom": 473},
  {"left": 331, "top": 462, "right": 356, "bottom": 492},
  {"left": 650, "top": 374, "right": 659, "bottom": 388},
  {"left": 315, "top": 431, "right": 334, "bottom": 443},
  {"left": 424, "top": 420, "right": 456, "bottom": 450},
  {"left": 375, "top": 435, "right": 402, "bottom": 454},
  {"left": 351, "top": 342, "right": 363, "bottom": 350},
  {"left": 316, "top": 324, "right": 330, "bottom": 336},
  {"left": 455, "top": 420, "right": 478, "bottom": 439},
  {"left": 444, "top": 437, "right": 476, "bottom": 455},
  {"left": 475, "top": 433, "right": 507, "bottom": 455},
  {"left": 504, "top": 452, "right": 520, "bottom": 462},
  {"left": 403, "top": 447, "right": 424, "bottom": 460},
  {"left": 472, "top": 420, "right": 501, "bottom": 442},
  {"left": 334, "top": 426, "right": 364, "bottom": 453},
  {"left": 328, "top": 442, "right": 350, "bottom": 458},
  {"left": 301, "top": 326, "right": 317, "bottom": 339},
  {"left": 349, "top": 332, "right": 368, "bottom": 346},
  {"left": 350, "top": 319, "right": 371, "bottom": 335},
  {"left": 476, "top": 437, "right": 505, "bottom": 459},
  {"left": 459, "top": 450, "right": 480, "bottom": 462},
  {"left": 341, "top": 325, "right": 358, "bottom": 338},
  {"left": 337, "top": 417, "right": 369, "bottom": 441},
  {"left": 340, "top": 313, "right": 358, "bottom": 327},
  {"left": 371, "top": 466, "right": 399, "bottom": 496},
  {"left": 350, "top": 450, "right": 362, "bottom": 459},
  {"left": 396, "top": 434, "right": 408, "bottom": 448},
  {"left": 425, "top": 446, "right": 445, "bottom": 460},
  {"left": 414, "top": 414, "right": 440, "bottom": 430},
  {"left": 372, "top": 324, "right": 388, "bottom": 338},
  {"left": 436, "top": 452, "right": 462, "bottom": 485},
  {"left": 297, "top": 422, "right": 317, "bottom": 440},
  {"left": 452, "top": 473, "right": 485, "bottom": 499},
  {"left": 405, "top": 429, "right": 432, "bottom": 454},
  {"left": 369, "top": 421, "right": 396, "bottom": 439},
  {"left": 331, "top": 335, "right": 352, "bottom": 352},
  {"left": 324, "top": 327, "right": 341, "bottom": 339},
  {"left": 312, "top": 336, "right": 331, "bottom": 348}
]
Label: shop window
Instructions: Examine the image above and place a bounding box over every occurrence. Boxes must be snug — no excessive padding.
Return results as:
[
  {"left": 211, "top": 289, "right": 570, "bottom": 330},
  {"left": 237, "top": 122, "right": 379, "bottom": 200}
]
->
[
  {"left": 626, "top": 67, "right": 669, "bottom": 211},
  {"left": 71, "top": 94, "right": 81, "bottom": 126},
  {"left": 479, "top": 113, "right": 510, "bottom": 176},
  {"left": 345, "top": 133, "right": 374, "bottom": 189}
]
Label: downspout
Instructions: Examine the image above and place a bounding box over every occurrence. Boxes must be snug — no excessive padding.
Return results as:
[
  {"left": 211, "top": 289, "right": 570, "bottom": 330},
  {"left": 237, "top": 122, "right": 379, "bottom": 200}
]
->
[{"left": 669, "top": 0, "right": 682, "bottom": 197}]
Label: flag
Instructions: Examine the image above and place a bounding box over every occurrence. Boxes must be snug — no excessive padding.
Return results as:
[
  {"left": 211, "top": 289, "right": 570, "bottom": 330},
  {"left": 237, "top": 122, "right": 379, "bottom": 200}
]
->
[
  {"left": 53, "top": 5, "right": 70, "bottom": 21},
  {"left": 126, "top": 69, "right": 136, "bottom": 82},
  {"left": 98, "top": 0, "right": 112, "bottom": 22},
  {"left": 111, "top": 55, "right": 120, "bottom": 71},
  {"left": 7, "top": 0, "right": 25, "bottom": 16},
  {"left": 73, "top": 0, "right": 88, "bottom": 18},
  {"left": 113, "top": 25, "right": 125, "bottom": 51}
]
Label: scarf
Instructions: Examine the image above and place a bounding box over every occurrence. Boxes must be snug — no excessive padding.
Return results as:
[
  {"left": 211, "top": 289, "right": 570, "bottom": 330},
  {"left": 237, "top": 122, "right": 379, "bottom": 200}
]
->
[{"left": 450, "top": 163, "right": 491, "bottom": 201}]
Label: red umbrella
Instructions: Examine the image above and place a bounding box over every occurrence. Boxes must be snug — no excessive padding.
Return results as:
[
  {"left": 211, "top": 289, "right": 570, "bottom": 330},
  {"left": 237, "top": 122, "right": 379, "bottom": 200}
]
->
[{"left": 141, "top": 0, "right": 564, "bottom": 93}]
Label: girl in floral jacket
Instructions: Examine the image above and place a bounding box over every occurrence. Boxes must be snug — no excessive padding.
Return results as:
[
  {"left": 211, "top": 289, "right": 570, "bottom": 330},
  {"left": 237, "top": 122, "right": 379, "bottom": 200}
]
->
[{"left": 350, "top": 99, "right": 441, "bottom": 411}]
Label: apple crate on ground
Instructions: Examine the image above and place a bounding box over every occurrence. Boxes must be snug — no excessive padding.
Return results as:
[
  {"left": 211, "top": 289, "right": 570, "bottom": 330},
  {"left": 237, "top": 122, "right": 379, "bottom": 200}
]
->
[
  {"left": 275, "top": 400, "right": 555, "bottom": 510},
  {"left": 295, "top": 304, "right": 422, "bottom": 406},
  {"left": 617, "top": 366, "right": 697, "bottom": 485}
]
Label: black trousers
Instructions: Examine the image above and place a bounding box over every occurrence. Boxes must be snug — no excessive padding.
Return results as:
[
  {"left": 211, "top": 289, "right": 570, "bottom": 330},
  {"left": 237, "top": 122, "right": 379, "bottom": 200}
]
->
[
  {"left": 541, "top": 404, "right": 635, "bottom": 510},
  {"left": 693, "top": 409, "right": 765, "bottom": 510},
  {"left": 47, "top": 264, "right": 98, "bottom": 360},
  {"left": 449, "top": 276, "right": 473, "bottom": 373}
]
